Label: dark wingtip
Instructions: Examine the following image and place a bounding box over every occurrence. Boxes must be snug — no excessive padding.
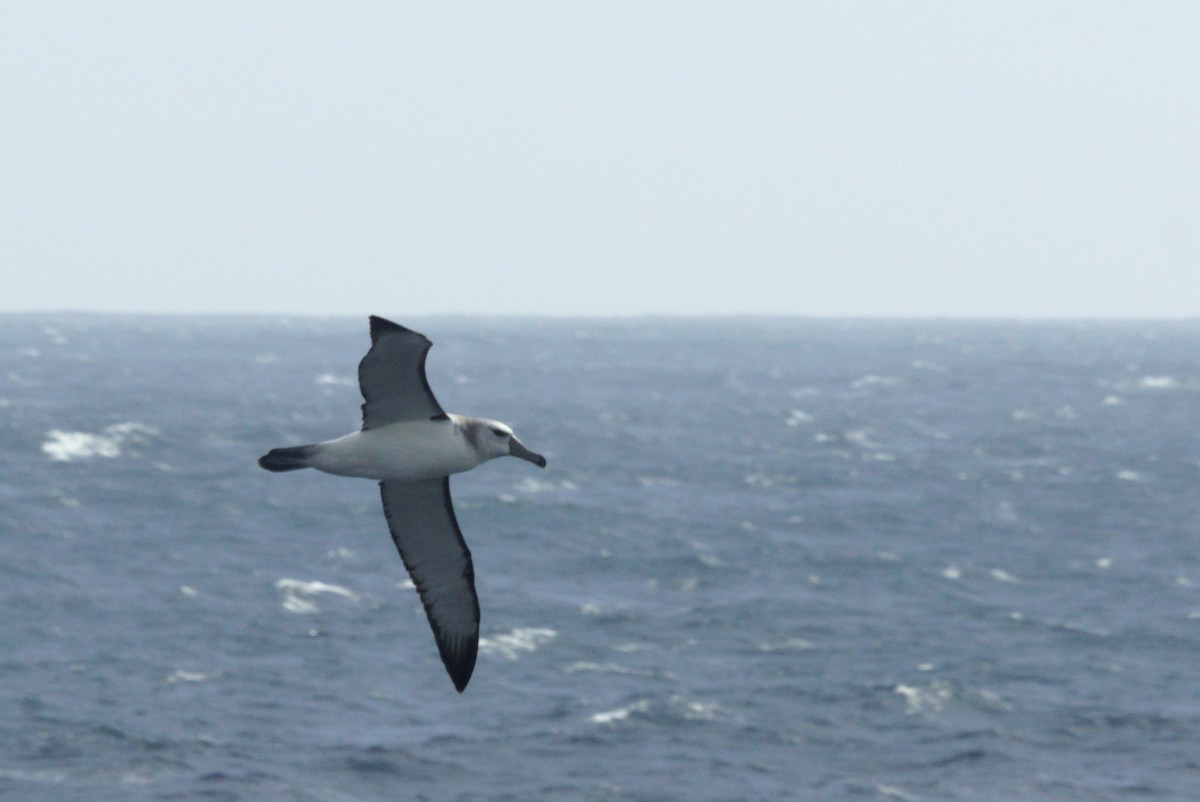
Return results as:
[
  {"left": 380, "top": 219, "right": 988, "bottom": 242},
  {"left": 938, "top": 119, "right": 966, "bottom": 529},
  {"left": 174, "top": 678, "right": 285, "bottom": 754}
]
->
[
  {"left": 446, "top": 640, "right": 478, "bottom": 693},
  {"left": 368, "top": 315, "right": 424, "bottom": 344}
]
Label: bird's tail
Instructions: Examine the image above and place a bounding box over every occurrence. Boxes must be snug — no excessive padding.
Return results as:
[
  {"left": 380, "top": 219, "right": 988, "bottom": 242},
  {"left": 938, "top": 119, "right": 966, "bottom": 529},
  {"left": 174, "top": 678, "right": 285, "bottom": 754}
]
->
[{"left": 258, "top": 444, "right": 318, "bottom": 472}]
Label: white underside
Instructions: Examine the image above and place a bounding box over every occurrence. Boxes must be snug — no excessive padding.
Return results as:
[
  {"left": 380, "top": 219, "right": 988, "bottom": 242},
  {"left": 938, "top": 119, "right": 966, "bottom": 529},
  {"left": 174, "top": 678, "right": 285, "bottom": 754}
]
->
[{"left": 308, "top": 417, "right": 485, "bottom": 480}]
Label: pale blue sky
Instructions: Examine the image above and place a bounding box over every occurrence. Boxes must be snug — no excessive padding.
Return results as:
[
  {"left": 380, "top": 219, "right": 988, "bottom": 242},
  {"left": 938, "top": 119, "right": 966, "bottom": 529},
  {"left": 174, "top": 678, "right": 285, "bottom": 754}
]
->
[{"left": 2, "top": 3, "right": 1198, "bottom": 317}]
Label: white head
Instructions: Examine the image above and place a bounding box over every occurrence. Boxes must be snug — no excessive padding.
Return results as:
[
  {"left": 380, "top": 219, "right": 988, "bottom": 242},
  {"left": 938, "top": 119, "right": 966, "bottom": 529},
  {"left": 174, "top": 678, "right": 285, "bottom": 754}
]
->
[{"left": 456, "top": 416, "right": 547, "bottom": 467}]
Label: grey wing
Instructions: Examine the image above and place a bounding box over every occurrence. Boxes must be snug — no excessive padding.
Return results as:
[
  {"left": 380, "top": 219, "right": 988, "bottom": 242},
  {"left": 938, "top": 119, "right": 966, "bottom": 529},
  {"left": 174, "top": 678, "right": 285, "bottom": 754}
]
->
[
  {"left": 358, "top": 316, "right": 445, "bottom": 430},
  {"left": 380, "top": 478, "right": 479, "bottom": 692}
]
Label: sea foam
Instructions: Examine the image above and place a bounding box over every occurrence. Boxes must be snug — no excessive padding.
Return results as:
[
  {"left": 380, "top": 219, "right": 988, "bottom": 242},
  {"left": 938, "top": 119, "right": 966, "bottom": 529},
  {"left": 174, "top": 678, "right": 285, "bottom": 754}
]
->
[
  {"left": 41, "top": 422, "right": 157, "bottom": 462},
  {"left": 275, "top": 579, "right": 360, "bottom": 614},
  {"left": 478, "top": 627, "right": 557, "bottom": 659}
]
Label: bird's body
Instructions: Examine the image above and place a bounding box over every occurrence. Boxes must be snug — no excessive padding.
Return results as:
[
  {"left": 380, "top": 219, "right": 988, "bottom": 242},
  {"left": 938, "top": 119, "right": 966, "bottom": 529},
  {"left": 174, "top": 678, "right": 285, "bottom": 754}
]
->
[
  {"left": 298, "top": 415, "right": 493, "bottom": 480},
  {"left": 258, "top": 316, "right": 546, "bottom": 692}
]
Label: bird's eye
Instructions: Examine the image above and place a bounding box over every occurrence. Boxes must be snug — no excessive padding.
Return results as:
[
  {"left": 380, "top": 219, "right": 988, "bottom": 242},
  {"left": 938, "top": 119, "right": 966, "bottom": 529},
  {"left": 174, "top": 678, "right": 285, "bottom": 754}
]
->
[{"left": 490, "top": 428, "right": 506, "bottom": 437}]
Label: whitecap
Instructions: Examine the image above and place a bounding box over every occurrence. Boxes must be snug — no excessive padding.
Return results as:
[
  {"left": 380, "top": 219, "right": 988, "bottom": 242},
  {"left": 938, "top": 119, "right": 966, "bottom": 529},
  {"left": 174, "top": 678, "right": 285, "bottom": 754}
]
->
[
  {"left": 743, "top": 472, "right": 779, "bottom": 487},
  {"left": 567, "top": 662, "right": 666, "bottom": 678},
  {"left": 844, "top": 429, "right": 880, "bottom": 448},
  {"left": 590, "top": 695, "right": 727, "bottom": 726},
  {"left": 676, "top": 698, "right": 722, "bottom": 721},
  {"left": 478, "top": 627, "right": 556, "bottom": 659},
  {"left": 876, "top": 785, "right": 921, "bottom": 802},
  {"left": 1138, "top": 376, "right": 1179, "bottom": 389},
  {"left": 637, "top": 475, "right": 681, "bottom": 488},
  {"left": 590, "top": 699, "right": 650, "bottom": 724},
  {"left": 274, "top": 578, "right": 359, "bottom": 614},
  {"left": 989, "top": 568, "right": 1021, "bottom": 583},
  {"left": 42, "top": 326, "right": 68, "bottom": 345},
  {"left": 1060, "top": 621, "right": 1111, "bottom": 637},
  {"left": 757, "top": 637, "right": 816, "bottom": 653},
  {"left": 1117, "top": 469, "right": 1143, "bottom": 482},
  {"left": 316, "top": 373, "right": 355, "bottom": 387},
  {"left": 851, "top": 375, "right": 898, "bottom": 388},
  {"left": 1054, "top": 405, "right": 1077, "bottom": 420},
  {"left": 513, "top": 476, "right": 576, "bottom": 494},
  {"left": 166, "top": 670, "right": 216, "bottom": 683},
  {"left": 909, "top": 359, "right": 946, "bottom": 372},
  {"left": 978, "top": 689, "right": 1014, "bottom": 711},
  {"left": 785, "top": 409, "right": 814, "bottom": 426},
  {"left": 894, "top": 680, "right": 952, "bottom": 714},
  {"left": 42, "top": 422, "right": 157, "bottom": 462}
]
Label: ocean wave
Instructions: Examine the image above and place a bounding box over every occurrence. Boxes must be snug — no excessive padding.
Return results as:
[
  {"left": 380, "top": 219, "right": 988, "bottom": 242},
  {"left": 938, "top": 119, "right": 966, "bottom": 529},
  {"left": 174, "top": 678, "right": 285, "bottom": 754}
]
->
[
  {"left": 41, "top": 422, "right": 157, "bottom": 462},
  {"left": 785, "top": 409, "right": 814, "bottom": 426},
  {"left": 757, "top": 637, "right": 816, "bottom": 653},
  {"left": 275, "top": 578, "right": 360, "bottom": 614},
  {"left": 590, "top": 699, "right": 650, "bottom": 724},
  {"left": 566, "top": 662, "right": 673, "bottom": 679},
  {"left": 478, "top": 627, "right": 556, "bottom": 659},
  {"left": 316, "top": 374, "right": 356, "bottom": 387},
  {"left": 851, "top": 374, "right": 899, "bottom": 389},
  {"left": 513, "top": 477, "right": 578, "bottom": 494},
  {"left": 589, "top": 695, "right": 728, "bottom": 726},
  {"left": 895, "top": 680, "right": 953, "bottom": 715},
  {"left": 166, "top": 669, "right": 217, "bottom": 683}
]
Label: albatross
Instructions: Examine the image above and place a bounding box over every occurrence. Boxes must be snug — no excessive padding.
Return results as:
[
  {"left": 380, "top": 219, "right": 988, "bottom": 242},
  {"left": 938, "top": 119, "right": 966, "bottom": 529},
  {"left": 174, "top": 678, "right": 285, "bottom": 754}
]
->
[{"left": 258, "top": 316, "right": 546, "bottom": 692}]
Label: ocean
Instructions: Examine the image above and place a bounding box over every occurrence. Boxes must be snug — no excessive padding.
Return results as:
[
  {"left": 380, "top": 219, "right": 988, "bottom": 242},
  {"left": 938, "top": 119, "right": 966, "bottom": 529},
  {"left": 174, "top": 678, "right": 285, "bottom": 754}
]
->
[{"left": 1, "top": 315, "right": 1198, "bottom": 801}]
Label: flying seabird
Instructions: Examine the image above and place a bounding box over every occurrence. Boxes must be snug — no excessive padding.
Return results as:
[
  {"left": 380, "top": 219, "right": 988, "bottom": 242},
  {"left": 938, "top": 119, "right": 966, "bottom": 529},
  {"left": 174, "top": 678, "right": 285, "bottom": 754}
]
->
[{"left": 258, "top": 316, "right": 546, "bottom": 692}]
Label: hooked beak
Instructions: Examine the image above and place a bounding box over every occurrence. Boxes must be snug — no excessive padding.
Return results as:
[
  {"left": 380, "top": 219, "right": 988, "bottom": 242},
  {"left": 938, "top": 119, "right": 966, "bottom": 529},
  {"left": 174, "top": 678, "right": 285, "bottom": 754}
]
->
[{"left": 508, "top": 436, "right": 547, "bottom": 468}]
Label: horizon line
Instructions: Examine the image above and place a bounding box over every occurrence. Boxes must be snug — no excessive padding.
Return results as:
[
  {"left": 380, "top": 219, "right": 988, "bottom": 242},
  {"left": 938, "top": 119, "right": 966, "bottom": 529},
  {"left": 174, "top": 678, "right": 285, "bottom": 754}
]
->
[{"left": 1, "top": 309, "right": 1198, "bottom": 324}]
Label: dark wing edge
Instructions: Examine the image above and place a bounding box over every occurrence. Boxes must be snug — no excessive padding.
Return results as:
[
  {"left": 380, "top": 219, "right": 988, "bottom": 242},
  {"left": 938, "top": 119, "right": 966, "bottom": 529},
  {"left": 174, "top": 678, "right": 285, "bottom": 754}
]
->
[
  {"left": 379, "top": 477, "right": 480, "bottom": 692},
  {"left": 369, "top": 315, "right": 417, "bottom": 343},
  {"left": 358, "top": 316, "right": 444, "bottom": 429}
]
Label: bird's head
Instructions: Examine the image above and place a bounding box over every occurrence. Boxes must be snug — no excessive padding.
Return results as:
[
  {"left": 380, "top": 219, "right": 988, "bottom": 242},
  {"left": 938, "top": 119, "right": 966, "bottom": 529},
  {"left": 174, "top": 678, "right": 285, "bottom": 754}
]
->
[{"left": 462, "top": 417, "right": 547, "bottom": 468}]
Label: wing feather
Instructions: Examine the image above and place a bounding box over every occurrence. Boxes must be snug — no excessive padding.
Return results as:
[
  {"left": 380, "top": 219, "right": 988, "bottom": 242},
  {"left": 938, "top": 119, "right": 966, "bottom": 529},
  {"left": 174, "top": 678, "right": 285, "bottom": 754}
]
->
[
  {"left": 379, "top": 477, "right": 479, "bottom": 692},
  {"left": 358, "top": 316, "right": 444, "bottom": 429}
]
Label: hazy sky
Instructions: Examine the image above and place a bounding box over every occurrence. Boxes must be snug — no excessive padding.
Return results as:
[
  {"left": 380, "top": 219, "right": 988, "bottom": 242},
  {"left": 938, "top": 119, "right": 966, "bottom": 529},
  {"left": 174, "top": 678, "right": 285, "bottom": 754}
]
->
[{"left": 2, "top": 3, "right": 1198, "bottom": 317}]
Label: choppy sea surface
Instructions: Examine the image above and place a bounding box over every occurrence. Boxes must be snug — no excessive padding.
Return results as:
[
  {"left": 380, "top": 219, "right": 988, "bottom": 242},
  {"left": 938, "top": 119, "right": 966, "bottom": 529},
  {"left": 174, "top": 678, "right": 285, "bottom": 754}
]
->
[{"left": 2, "top": 315, "right": 1199, "bottom": 801}]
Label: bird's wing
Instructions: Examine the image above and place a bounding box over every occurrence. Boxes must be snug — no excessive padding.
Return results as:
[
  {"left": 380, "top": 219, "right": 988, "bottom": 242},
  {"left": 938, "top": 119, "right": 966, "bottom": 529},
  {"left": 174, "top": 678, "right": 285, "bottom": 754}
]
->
[
  {"left": 358, "top": 316, "right": 445, "bottom": 430},
  {"left": 379, "top": 477, "right": 479, "bottom": 692}
]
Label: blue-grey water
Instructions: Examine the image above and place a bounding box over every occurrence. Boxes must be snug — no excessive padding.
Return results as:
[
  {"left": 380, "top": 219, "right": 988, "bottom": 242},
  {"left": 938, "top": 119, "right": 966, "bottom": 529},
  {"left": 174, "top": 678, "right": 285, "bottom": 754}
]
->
[{"left": 2, "top": 315, "right": 1198, "bottom": 801}]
